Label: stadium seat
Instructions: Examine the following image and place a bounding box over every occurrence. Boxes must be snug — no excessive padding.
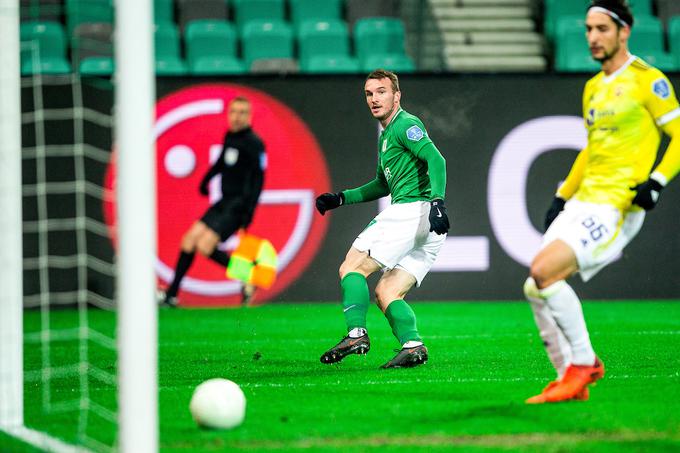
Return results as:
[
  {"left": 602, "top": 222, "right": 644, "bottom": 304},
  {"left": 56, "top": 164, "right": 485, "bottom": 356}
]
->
[
  {"left": 155, "top": 22, "right": 188, "bottom": 75},
  {"left": 544, "top": 0, "right": 589, "bottom": 41},
  {"left": 628, "top": 16, "right": 664, "bottom": 54},
  {"left": 71, "top": 22, "right": 113, "bottom": 70},
  {"left": 185, "top": 19, "right": 238, "bottom": 67},
  {"left": 241, "top": 19, "right": 294, "bottom": 68},
  {"left": 346, "top": 0, "right": 397, "bottom": 28},
  {"left": 298, "top": 19, "right": 350, "bottom": 64},
  {"left": 670, "top": 17, "right": 680, "bottom": 65},
  {"left": 289, "top": 0, "right": 342, "bottom": 29},
  {"left": 232, "top": 0, "right": 284, "bottom": 32},
  {"left": 79, "top": 55, "right": 114, "bottom": 75},
  {"left": 555, "top": 18, "right": 599, "bottom": 72},
  {"left": 301, "top": 55, "right": 360, "bottom": 73},
  {"left": 154, "top": 0, "right": 174, "bottom": 25},
  {"left": 190, "top": 57, "right": 247, "bottom": 75},
  {"left": 657, "top": 0, "right": 680, "bottom": 25},
  {"left": 635, "top": 52, "right": 677, "bottom": 71},
  {"left": 177, "top": 0, "right": 228, "bottom": 31},
  {"left": 362, "top": 53, "right": 415, "bottom": 73},
  {"left": 20, "top": 0, "right": 63, "bottom": 23},
  {"left": 65, "top": 0, "right": 114, "bottom": 36},
  {"left": 354, "top": 17, "right": 407, "bottom": 62},
  {"left": 20, "top": 21, "right": 68, "bottom": 60},
  {"left": 249, "top": 58, "right": 299, "bottom": 74},
  {"left": 628, "top": 0, "right": 653, "bottom": 17},
  {"left": 21, "top": 57, "right": 71, "bottom": 75}
]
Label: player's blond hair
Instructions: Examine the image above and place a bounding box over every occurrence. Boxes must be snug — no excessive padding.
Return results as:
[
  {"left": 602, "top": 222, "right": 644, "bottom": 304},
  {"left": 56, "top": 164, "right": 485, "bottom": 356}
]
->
[{"left": 366, "top": 69, "right": 400, "bottom": 93}]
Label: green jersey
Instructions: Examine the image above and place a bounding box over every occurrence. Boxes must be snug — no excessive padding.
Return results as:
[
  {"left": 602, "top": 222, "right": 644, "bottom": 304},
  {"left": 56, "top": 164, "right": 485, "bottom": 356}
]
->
[
  {"left": 343, "top": 108, "right": 446, "bottom": 206},
  {"left": 377, "top": 109, "right": 443, "bottom": 203}
]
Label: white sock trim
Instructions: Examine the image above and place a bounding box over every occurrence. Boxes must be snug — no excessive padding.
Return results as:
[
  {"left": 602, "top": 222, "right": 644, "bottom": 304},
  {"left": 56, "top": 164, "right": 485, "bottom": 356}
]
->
[
  {"left": 403, "top": 340, "right": 423, "bottom": 348},
  {"left": 348, "top": 327, "right": 367, "bottom": 338}
]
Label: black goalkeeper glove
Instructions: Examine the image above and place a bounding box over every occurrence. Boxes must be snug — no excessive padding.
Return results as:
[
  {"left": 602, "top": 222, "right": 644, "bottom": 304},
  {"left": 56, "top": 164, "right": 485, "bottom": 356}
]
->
[
  {"left": 631, "top": 177, "right": 664, "bottom": 210},
  {"left": 429, "top": 199, "right": 450, "bottom": 235},
  {"left": 544, "top": 196, "right": 566, "bottom": 231},
  {"left": 315, "top": 192, "right": 344, "bottom": 215}
]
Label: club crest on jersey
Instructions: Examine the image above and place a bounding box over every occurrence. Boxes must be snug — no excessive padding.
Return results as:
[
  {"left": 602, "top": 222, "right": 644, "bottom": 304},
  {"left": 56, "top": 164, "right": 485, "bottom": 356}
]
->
[
  {"left": 406, "top": 125, "right": 424, "bottom": 141},
  {"left": 653, "top": 78, "right": 670, "bottom": 99},
  {"left": 224, "top": 147, "right": 239, "bottom": 166}
]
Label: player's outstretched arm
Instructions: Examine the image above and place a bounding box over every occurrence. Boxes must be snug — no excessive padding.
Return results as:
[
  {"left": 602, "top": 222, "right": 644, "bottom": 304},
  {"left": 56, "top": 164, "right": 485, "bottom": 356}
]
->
[{"left": 544, "top": 147, "right": 588, "bottom": 230}]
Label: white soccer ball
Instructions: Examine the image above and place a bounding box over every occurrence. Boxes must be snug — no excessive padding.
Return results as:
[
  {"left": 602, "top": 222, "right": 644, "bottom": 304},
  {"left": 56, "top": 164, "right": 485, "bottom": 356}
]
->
[{"left": 189, "top": 378, "right": 246, "bottom": 429}]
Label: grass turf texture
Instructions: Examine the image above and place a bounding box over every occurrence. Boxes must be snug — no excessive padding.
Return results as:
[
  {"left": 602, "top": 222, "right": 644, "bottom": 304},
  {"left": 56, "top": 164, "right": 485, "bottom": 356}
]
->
[{"left": 2, "top": 301, "right": 680, "bottom": 452}]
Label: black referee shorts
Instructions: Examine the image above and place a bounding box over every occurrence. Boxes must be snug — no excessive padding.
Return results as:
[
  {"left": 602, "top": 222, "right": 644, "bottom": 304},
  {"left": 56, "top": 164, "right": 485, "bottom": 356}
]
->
[{"left": 200, "top": 199, "right": 244, "bottom": 241}]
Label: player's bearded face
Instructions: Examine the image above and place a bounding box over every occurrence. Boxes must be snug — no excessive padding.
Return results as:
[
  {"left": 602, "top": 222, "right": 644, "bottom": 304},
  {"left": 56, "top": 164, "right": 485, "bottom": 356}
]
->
[
  {"left": 365, "top": 78, "right": 400, "bottom": 121},
  {"left": 586, "top": 12, "right": 628, "bottom": 63}
]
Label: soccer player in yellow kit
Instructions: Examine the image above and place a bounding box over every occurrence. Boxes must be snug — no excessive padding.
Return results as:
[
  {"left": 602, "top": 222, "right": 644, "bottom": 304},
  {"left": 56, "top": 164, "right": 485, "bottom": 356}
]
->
[{"left": 523, "top": 0, "right": 680, "bottom": 403}]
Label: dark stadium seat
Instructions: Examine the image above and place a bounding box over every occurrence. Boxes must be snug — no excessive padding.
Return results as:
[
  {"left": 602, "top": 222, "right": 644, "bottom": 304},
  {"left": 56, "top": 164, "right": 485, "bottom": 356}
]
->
[
  {"left": 65, "top": 0, "right": 113, "bottom": 37},
  {"left": 155, "top": 22, "right": 188, "bottom": 75},
  {"left": 185, "top": 19, "right": 245, "bottom": 75},
  {"left": 71, "top": 22, "right": 113, "bottom": 70},
  {"left": 20, "top": 0, "right": 63, "bottom": 23},
  {"left": 177, "top": 0, "right": 228, "bottom": 31},
  {"left": 345, "top": 0, "right": 397, "bottom": 29}
]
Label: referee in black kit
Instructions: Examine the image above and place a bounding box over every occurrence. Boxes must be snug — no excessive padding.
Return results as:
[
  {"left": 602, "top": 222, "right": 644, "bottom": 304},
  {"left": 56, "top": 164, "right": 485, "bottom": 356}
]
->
[{"left": 161, "top": 96, "right": 266, "bottom": 307}]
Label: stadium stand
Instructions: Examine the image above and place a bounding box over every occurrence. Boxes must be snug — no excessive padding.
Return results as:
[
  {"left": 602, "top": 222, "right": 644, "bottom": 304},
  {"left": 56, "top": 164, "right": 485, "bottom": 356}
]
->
[
  {"left": 657, "top": 0, "right": 680, "bottom": 25},
  {"left": 20, "top": 0, "right": 63, "bottom": 23},
  {"left": 298, "top": 19, "right": 352, "bottom": 65},
  {"left": 155, "top": 22, "right": 188, "bottom": 75},
  {"left": 65, "top": 0, "right": 113, "bottom": 37},
  {"left": 155, "top": 0, "right": 174, "bottom": 25},
  {"left": 289, "top": 0, "right": 343, "bottom": 29},
  {"left": 232, "top": 0, "right": 284, "bottom": 32},
  {"left": 432, "top": 0, "right": 546, "bottom": 72},
  {"left": 354, "top": 17, "right": 416, "bottom": 71},
  {"left": 71, "top": 22, "right": 114, "bottom": 74},
  {"left": 241, "top": 19, "right": 295, "bottom": 70}
]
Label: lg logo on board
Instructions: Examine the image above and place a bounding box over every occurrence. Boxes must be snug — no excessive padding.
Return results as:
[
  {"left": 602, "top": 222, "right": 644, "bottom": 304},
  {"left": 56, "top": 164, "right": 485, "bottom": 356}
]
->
[{"left": 105, "top": 84, "right": 331, "bottom": 305}]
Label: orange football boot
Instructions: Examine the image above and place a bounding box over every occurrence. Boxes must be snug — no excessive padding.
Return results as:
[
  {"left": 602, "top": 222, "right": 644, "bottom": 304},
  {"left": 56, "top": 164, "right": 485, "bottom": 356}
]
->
[{"left": 526, "top": 358, "right": 603, "bottom": 404}]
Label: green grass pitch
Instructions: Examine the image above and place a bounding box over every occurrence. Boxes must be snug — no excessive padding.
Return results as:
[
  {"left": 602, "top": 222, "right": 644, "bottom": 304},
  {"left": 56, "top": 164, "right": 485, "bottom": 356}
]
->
[{"left": 2, "top": 301, "right": 680, "bottom": 452}]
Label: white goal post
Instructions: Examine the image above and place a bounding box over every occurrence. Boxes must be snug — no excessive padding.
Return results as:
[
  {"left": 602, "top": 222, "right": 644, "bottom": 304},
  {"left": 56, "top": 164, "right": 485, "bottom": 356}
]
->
[{"left": 0, "top": 0, "right": 159, "bottom": 450}]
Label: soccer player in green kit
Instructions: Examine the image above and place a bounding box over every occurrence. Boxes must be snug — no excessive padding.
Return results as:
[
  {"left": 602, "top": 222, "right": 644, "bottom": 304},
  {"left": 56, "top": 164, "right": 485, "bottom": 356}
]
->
[{"left": 315, "top": 69, "right": 449, "bottom": 368}]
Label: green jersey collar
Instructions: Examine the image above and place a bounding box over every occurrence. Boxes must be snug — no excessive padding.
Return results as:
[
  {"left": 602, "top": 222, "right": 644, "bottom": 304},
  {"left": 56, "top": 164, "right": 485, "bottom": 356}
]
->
[{"left": 382, "top": 108, "right": 404, "bottom": 132}]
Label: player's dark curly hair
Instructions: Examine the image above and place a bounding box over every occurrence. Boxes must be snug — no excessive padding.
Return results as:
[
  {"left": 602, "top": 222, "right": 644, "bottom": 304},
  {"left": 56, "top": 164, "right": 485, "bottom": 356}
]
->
[{"left": 589, "top": 0, "right": 634, "bottom": 28}]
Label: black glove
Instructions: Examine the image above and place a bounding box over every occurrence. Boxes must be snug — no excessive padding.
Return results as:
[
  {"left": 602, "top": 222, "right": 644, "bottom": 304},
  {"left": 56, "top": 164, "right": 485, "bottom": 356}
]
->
[
  {"left": 544, "top": 197, "right": 566, "bottom": 231},
  {"left": 429, "top": 199, "right": 450, "bottom": 235},
  {"left": 199, "top": 180, "right": 209, "bottom": 196},
  {"left": 315, "top": 192, "right": 344, "bottom": 215},
  {"left": 631, "top": 177, "right": 664, "bottom": 210}
]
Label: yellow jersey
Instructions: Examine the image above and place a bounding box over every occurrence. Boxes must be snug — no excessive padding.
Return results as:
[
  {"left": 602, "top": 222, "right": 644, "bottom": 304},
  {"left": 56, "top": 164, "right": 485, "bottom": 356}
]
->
[{"left": 557, "top": 56, "right": 680, "bottom": 211}]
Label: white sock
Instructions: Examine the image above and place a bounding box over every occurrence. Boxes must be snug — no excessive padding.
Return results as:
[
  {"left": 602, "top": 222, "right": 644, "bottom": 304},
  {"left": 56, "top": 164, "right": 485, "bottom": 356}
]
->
[
  {"left": 403, "top": 340, "right": 423, "bottom": 348},
  {"left": 348, "top": 327, "right": 367, "bottom": 338},
  {"left": 524, "top": 277, "right": 572, "bottom": 378},
  {"left": 540, "top": 280, "right": 596, "bottom": 366}
]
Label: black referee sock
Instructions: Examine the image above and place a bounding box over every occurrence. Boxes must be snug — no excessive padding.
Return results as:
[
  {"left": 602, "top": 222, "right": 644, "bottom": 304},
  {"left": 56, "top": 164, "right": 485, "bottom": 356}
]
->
[
  {"left": 166, "top": 251, "right": 195, "bottom": 299},
  {"left": 209, "top": 249, "right": 230, "bottom": 267}
]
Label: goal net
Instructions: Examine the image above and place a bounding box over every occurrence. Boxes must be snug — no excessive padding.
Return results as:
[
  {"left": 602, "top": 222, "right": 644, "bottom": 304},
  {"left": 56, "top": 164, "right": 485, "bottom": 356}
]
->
[{"left": 1, "top": 0, "right": 157, "bottom": 451}]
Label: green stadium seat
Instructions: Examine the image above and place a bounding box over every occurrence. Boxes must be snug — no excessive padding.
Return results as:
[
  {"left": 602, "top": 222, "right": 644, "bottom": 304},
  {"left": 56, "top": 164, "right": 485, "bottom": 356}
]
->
[
  {"left": 629, "top": 16, "right": 664, "bottom": 54},
  {"left": 155, "top": 23, "right": 187, "bottom": 75},
  {"left": 289, "top": 0, "right": 342, "bottom": 29},
  {"left": 154, "top": 0, "right": 174, "bottom": 25},
  {"left": 670, "top": 17, "right": 680, "bottom": 66},
  {"left": 301, "top": 55, "right": 360, "bottom": 73},
  {"left": 298, "top": 19, "right": 350, "bottom": 64},
  {"left": 544, "top": 0, "right": 589, "bottom": 41},
  {"left": 362, "top": 53, "right": 415, "bottom": 73},
  {"left": 190, "top": 57, "right": 247, "bottom": 75},
  {"left": 555, "top": 18, "right": 599, "bottom": 72},
  {"left": 178, "top": 0, "right": 229, "bottom": 31},
  {"left": 628, "top": 0, "right": 653, "bottom": 17},
  {"left": 232, "top": 0, "right": 284, "bottom": 32},
  {"left": 20, "top": 21, "right": 67, "bottom": 60},
  {"left": 354, "top": 17, "right": 407, "bottom": 62},
  {"left": 20, "top": 0, "right": 63, "bottom": 23},
  {"left": 79, "top": 55, "right": 114, "bottom": 75},
  {"left": 21, "top": 56, "right": 71, "bottom": 75},
  {"left": 65, "top": 0, "right": 113, "bottom": 36},
  {"left": 241, "top": 19, "right": 293, "bottom": 67},
  {"left": 185, "top": 20, "right": 238, "bottom": 68},
  {"left": 635, "top": 52, "right": 677, "bottom": 71}
]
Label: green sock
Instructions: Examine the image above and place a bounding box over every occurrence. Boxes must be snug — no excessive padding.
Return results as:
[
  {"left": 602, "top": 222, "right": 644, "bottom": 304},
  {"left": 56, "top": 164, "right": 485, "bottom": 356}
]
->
[
  {"left": 385, "top": 299, "right": 421, "bottom": 345},
  {"left": 341, "top": 272, "right": 369, "bottom": 331}
]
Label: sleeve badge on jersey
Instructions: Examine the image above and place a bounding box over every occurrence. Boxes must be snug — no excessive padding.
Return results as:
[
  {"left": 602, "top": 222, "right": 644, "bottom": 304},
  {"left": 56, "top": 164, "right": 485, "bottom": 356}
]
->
[
  {"left": 406, "top": 125, "right": 424, "bottom": 141},
  {"left": 652, "top": 78, "right": 670, "bottom": 99},
  {"left": 224, "top": 147, "right": 239, "bottom": 166}
]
